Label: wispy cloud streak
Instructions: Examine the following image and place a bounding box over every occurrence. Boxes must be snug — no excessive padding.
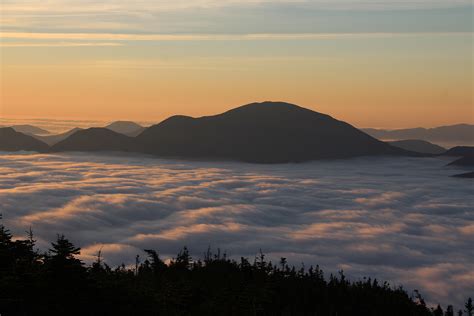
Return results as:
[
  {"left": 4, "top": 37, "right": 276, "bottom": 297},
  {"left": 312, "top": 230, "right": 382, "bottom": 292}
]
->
[{"left": 1, "top": 32, "right": 470, "bottom": 42}]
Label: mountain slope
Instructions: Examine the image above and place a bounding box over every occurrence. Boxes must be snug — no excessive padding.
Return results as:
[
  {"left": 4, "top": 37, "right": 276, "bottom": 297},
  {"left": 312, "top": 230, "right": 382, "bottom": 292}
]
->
[
  {"left": 2, "top": 125, "right": 51, "bottom": 136},
  {"left": 106, "top": 121, "right": 145, "bottom": 137},
  {"left": 387, "top": 140, "right": 445, "bottom": 155},
  {"left": 452, "top": 171, "right": 474, "bottom": 178},
  {"left": 0, "top": 127, "right": 49, "bottom": 152},
  {"left": 34, "top": 128, "right": 83, "bottom": 146},
  {"left": 51, "top": 128, "right": 134, "bottom": 152},
  {"left": 443, "top": 146, "right": 474, "bottom": 157},
  {"left": 363, "top": 124, "right": 474, "bottom": 144},
  {"left": 447, "top": 156, "right": 474, "bottom": 167},
  {"left": 136, "top": 101, "right": 410, "bottom": 163}
]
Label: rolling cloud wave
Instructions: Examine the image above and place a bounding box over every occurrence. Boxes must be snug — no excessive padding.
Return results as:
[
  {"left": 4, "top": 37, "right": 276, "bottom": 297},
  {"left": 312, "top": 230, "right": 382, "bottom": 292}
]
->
[{"left": 0, "top": 152, "right": 472, "bottom": 307}]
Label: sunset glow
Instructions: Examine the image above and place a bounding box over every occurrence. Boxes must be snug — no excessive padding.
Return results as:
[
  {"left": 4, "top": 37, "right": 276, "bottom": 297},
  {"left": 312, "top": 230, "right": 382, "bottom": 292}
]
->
[
  {"left": 1, "top": 0, "right": 472, "bottom": 128},
  {"left": 1, "top": 1, "right": 473, "bottom": 312}
]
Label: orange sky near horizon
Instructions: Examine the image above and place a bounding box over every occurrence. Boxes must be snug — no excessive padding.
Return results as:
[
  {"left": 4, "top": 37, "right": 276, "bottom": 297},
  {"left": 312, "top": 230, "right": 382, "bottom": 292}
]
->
[{"left": 1, "top": 4, "right": 473, "bottom": 129}]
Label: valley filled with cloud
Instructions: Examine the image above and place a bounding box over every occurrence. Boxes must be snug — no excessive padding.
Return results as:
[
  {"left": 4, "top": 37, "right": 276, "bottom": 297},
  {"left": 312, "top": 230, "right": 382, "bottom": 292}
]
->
[{"left": 0, "top": 152, "right": 472, "bottom": 307}]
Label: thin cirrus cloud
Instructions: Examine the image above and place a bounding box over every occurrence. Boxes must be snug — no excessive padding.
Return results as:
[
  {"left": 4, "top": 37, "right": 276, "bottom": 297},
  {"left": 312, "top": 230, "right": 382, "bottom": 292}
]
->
[
  {"left": 0, "top": 152, "right": 472, "bottom": 308},
  {"left": 0, "top": 42, "right": 123, "bottom": 47},
  {"left": 0, "top": 31, "right": 470, "bottom": 48},
  {"left": 1, "top": 0, "right": 471, "bottom": 36}
]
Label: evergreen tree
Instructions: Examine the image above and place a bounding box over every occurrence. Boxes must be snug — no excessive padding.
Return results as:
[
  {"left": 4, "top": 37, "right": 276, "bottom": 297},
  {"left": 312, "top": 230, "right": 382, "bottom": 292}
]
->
[
  {"left": 433, "top": 305, "right": 444, "bottom": 316},
  {"left": 144, "top": 249, "right": 166, "bottom": 273},
  {"left": 466, "top": 298, "right": 473, "bottom": 316},
  {"left": 0, "top": 220, "right": 450, "bottom": 316},
  {"left": 46, "top": 234, "right": 84, "bottom": 280},
  {"left": 446, "top": 305, "right": 454, "bottom": 316},
  {"left": 0, "top": 214, "right": 14, "bottom": 273}
]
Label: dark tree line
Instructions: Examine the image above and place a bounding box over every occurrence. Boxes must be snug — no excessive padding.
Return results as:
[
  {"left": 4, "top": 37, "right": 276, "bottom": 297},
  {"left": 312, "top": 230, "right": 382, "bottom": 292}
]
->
[{"left": 0, "top": 219, "right": 472, "bottom": 316}]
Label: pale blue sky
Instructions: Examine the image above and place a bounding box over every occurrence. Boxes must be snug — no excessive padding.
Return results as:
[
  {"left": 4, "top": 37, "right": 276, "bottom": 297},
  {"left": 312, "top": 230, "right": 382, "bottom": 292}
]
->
[{"left": 1, "top": 0, "right": 472, "bottom": 35}]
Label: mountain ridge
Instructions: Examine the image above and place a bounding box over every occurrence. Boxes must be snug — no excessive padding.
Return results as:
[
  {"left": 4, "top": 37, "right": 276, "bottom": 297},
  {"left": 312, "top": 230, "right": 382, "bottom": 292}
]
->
[
  {"left": 135, "top": 101, "right": 413, "bottom": 163},
  {"left": 106, "top": 121, "right": 145, "bottom": 137},
  {"left": 1, "top": 102, "right": 428, "bottom": 162},
  {"left": 0, "top": 127, "right": 49, "bottom": 152},
  {"left": 363, "top": 124, "right": 474, "bottom": 145},
  {"left": 51, "top": 128, "right": 134, "bottom": 152},
  {"left": 387, "top": 140, "right": 446, "bottom": 155}
]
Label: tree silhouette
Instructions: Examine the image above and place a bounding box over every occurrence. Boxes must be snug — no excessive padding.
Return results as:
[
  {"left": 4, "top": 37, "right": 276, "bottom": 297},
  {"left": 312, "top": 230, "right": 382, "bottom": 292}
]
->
[
  {"left": 0, "top": 220, "right": 457, "bottom": 316},
  {"left": 433, "top": 305, "right": 444, "bottom": 316},
  {"left": 446, "top": 305, "right": 454, "bottom": 316},
  {"left": 466, "top": 298, "right": 474, "bottom": 316}
]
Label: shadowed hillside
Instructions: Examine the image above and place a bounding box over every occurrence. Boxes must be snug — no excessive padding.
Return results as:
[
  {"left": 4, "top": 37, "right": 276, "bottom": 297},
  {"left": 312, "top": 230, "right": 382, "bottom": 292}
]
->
[
  {"left": 448, "top": 156, "right": 474, "bottom": 167},
  {"left": 5, "top": 125, "right": 51, "bottom": 136},
  {"left": 136, "top": 102, "right": 409, "bottom": 163},
  {"left": 106, "top": 121, "right": 146, "bottom": 137},
  {"left": 0, "top": 127, "right": 49, "bottom": 152},
  {"left": 51, "top": 128, "right": 134, "bottom": 152},
  {"left": 363, "top": 124, "right": 474, "bottom": 145},
  {"left": 444, "top": 146, "right": 474, "bottom": 157},
  {"left": 388, "top": 140, "right": 445, "bottom": 155},
  {"left": 1, "top": 102, "right": 422, "bottom": 162},
  {"left": 34, "top": 128, "right": 83, "bottom": 146}
]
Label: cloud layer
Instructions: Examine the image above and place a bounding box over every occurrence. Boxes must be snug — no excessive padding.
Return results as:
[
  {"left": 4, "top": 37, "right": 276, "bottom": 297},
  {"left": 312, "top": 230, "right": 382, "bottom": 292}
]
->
[{"left": 0, "top": 152, "right": 473, "bottom": 308}]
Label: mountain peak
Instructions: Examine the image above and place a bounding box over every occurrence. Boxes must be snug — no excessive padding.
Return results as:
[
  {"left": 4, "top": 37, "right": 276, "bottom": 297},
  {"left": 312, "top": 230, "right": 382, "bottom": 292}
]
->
[
  {"left": 224, "top": 101, "right": 313, "bottom": 114},
  {"left": 51, "top": 128, "right": 133, "bottom": 152},
  {"left": 106, "top": 121, "right": 145, "bottom": 137},
  {"left": 137, "top": 101, "right": 407, "bottom": 163},
  {"left": 5, "top": 125, "right": 51, "bottom": 136}
]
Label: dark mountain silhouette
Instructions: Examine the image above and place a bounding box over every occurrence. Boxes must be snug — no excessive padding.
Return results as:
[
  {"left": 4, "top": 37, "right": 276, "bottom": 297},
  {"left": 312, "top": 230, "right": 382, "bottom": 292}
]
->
[
  {"left": 1, "top": 124, "right": 51, "bottom": 135},
  {"left": 447, "top": 156, "right": 474, "bottom": 167},
  {"left": 0, "top": 127, "right": 49, "bottom": 152},
  {"left": 443, "top": 146, "right": 474, "bottom": 156},
  {"left": 50, "top": 128, "right": 133, "bottom": 152},
  {"left": 105, "top": 121, "right": 145, "bottom": 137},
  {"left": 363, "top": 124, "right": 474, "bottom": 144},
  {"left": 34, "top": 128, "right": 83, "bottom": 146},
  {"left": 388, "top": 140, "right": 445, "bottom": 155},
  {"left": 135, "top": 101, "right": 410, "bottom": 163},
  {"left": 3, "top": 102, "right": 420, "bottom": 162},
  {"left": 444, "top": 146, "right": 474, "bottom": 170},
  {"left": 452, "top": 171, "right": 474, "bottom": 178}
]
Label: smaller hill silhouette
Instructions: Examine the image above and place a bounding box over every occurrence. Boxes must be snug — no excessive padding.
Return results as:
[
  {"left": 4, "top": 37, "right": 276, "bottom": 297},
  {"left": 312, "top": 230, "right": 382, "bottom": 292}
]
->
[
  {"left": 0, "top": 127, "right": 49, "bottom": 152},
  {"left": 452, "top": 171, "right": 474, "bottom": 178},
  {"left": 444, "top": 146, "right": 474, "bottom": 175},
  {"left": 388, "top": 140, "right": 445, "bottom": 154},
  {"left": 106, "top": 121, "right": 145, "bottom": 137},
  {"left": 447, "top": 156, "right": 474, "bottom": 167},
  {"left": 34, "top": 128, "right": 83, "bottom": 146},
  {"left": 2, "top": 124, "right": 51, "bottom": 135},
  {"left": 51, "top": 128, "right": 134, "bottom": 152},
  {"left": 444, "top": 146, "right": 474, "bottom": 156},
  {"left": 363, "top": 124, "right": 474, "bottom": 144}
]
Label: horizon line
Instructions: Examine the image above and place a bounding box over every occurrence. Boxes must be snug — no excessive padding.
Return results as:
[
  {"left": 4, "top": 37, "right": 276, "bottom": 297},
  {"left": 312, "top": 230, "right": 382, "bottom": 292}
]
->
[
  {"left": 1, "top": 113, "right": 473, "bottom": 131},
  {"left": 1, "top": 31, "right": 472, "bottom": 44}
]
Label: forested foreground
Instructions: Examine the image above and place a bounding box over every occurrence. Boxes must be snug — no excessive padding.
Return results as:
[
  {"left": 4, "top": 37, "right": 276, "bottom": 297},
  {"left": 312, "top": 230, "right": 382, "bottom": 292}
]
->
[{"left": 1, "top": 220, "right": 472, "bottom": 316}]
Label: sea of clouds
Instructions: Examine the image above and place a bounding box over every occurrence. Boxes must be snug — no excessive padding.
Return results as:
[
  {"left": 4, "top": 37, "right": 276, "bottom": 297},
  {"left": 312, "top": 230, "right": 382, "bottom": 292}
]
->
[{"left": 0, "top": 152, "right": 472, "bottom": 307}]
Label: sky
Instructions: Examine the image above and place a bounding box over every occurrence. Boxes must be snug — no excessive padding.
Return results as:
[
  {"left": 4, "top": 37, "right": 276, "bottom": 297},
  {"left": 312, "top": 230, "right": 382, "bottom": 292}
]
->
[{"left": 0, "top": 0, "right": 473, "bottom": 128}]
